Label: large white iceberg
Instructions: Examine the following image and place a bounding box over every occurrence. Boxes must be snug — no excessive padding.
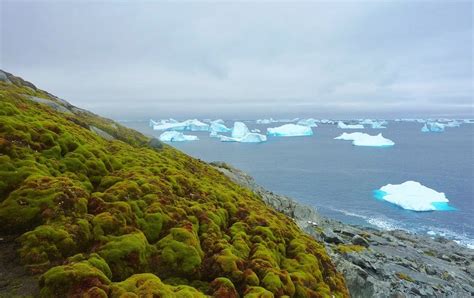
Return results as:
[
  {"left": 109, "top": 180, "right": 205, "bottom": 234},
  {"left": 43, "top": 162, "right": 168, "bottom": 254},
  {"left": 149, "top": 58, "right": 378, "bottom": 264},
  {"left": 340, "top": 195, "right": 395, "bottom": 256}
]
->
[
  {"left": 267, "top": 124, "right": 313, "bottom": 137},
  {"left": 297, "top": 118, "right": 318, "bottom": 127},
  {"left": 159, "top": 131, "right": 199, "bottom": 142},
  {"left": 215, "top": 121, "right": 267, "bottom": 143},
  {"left": 421, "top": 122, "right": 445, "bottom": 133},
  {"left": 153, "top": 119, "right": 209, "bottom": 132},
  {"left": 335, "top": 132, "right": 394, "bottom": 147},
  {"left": 374, "top": 181, "right": 455, "bottom": 211},
  {"left": 337, "top": 121, "right": 364, "bottom": 129},
  {"left": 232, "top": 122, "right": 250, "bottom": 138}
]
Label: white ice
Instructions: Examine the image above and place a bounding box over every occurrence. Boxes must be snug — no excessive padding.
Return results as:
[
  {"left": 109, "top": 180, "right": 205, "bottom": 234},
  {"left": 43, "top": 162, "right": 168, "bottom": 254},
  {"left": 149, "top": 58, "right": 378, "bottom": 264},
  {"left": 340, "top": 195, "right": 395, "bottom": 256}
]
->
[
  {"left": 334, "top": 132, "right": 394, "bottom": 147},
  {"left": 421, "top": 122, "right": 445, "bottom": 133},
  {"left": 216, "top": 121, "right": 267, "bottom": 143},
  {"left": 153, "top": 119, "right": 209, "bottom": 131},
  {"left": 267, "top": 124, "right": 313, "bottom": 137},
  {"left": 232, "top": 122, "right": 251, "bottom": 138},
  {"left": 376, "top": 181, "right": 452, "bottom": 211},
  {"left": 159, "top": 131, "right": 199, "bottom": 142},
  {"left": 297, "top": 118, "right": 319, "bottom": 127},
  {"left": 337, "top": 121, "right": 364, "bottom": 129},
  {"left": 210, "top": 120, "right": 231, "bottom": 133}
]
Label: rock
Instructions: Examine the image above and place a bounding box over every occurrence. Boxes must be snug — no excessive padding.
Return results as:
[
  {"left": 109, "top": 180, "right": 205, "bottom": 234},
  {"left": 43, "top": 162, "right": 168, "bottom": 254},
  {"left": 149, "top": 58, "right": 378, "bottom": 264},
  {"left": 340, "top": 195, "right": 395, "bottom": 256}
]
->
[
  {"left": 90, "top": 126, "right": 115, "bottom": 141},
  {"left": 149, "top": 138, "right": 164, "bottom": 150},
  {"left": 321, "top": 229, "right": 343, "bottom": 244},
  {"left": 352, "top": 235, "right": 370, "bottom": 247},
  {"left": 0, "top": 70, "right": 10, "bottom": 83},
  {"left": 27, "top": 96, "right": 72, "bottom": 114}
]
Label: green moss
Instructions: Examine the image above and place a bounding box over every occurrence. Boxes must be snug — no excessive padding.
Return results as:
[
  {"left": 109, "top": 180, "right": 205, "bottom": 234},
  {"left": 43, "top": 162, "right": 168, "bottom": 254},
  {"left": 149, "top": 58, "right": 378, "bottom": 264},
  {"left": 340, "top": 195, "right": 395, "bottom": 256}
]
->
[
  {"left": 98, "top": 232, "right": 154, "bottom": 281},
  {"left": 210, "top": 277, "right": 238, "bottom": 298},
  {"left": 244, "top": 286, "right": 274, "bottom": 298},
  {"left": 336, "top": 244, "right": 366, "bottom": 254}
]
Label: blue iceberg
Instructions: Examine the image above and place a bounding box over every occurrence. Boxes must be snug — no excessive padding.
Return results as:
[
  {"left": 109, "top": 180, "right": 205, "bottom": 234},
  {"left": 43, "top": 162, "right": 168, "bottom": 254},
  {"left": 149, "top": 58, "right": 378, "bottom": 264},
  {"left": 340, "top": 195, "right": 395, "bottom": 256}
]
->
[
  {"left": 159, "top": 131, "right": 199, "bottom": 142},
  {"left": 153, "top": 119, "right": 209, "bottom": 132},
  {"left": 267, "top": 124, "right": 313, "bottom": 137},
  {"left": 216, "top": 121, "right": 267, "bottom": 143},
  {"left": 210, "top": 120, "right": 231, "bottom": 133},
  {"left": 421, "top": 122, "right": 445, "bottom": 133}
]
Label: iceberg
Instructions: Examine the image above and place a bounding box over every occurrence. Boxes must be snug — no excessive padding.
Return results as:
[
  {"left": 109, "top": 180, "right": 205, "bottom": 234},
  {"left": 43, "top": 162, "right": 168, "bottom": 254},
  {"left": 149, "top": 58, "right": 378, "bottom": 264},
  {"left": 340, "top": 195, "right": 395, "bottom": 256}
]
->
[
  {"left": 297, "top": 118, "right": 318, "bottom": 127},
  {"left": 256, "top": 118, "right": 274, "bottom": 124},
  {"left": 232, "top": 121, "right": 251, "bottom": 138},
  {"left": 210, "top": 120, "right": 231, "bottom": 133},
  {"left": 371, "top": 122, "right": 387, "bottom": 129},
  {"left": 421, "top": 122, "right": 445, "bottom": 133},
  {"left": 374, "top": 181, "right": 455, "bottom": 211},
  {"left": 159, "top": 131, "right": 199, "bottom": 142},
  {"left": 251, "top": 129, "right": 261, "bottom": 133},
  {"left": 337, "top": 121, "right": 364, "bottom": 129},
  {"left": 153, "top": 119, "right": 209, "bottom": 132},
  {"left": 443, "top": 120, "right": 461, "bottom": 128},
  {"left": 216, "top": 121, "right": 267, "bottom": 143},
  {"left": 335, "top": 132, "right": 394, "bottom": 147},
  {"left": 267, "top": 124, "right": 313, "bottom": 137}
]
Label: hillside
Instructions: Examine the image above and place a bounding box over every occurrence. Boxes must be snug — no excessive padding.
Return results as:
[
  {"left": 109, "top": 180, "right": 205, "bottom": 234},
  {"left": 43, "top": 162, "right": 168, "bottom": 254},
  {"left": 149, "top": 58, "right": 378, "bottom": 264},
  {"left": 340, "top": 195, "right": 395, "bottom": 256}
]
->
[{"left": 0, "top": 70, "right": 348, "bottom": 297}]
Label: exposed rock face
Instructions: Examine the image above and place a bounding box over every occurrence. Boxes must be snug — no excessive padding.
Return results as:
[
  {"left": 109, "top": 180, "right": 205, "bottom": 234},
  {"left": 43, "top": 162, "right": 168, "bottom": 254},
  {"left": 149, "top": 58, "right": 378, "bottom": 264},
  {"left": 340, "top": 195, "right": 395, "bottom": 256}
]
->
[{"left": 213, "top": 162, "right": 474, "bottom": 298}]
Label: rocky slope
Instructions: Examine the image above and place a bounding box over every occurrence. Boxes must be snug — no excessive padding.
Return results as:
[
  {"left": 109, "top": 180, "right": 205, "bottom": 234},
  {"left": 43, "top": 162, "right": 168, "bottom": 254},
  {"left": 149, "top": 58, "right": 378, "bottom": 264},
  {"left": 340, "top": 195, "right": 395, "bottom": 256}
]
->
[
  {"left": 0, "top": 70, "right": 348, "bottom": 297},
  {"left": 212, "top": 162, "right": 474, "bottom": 297}
]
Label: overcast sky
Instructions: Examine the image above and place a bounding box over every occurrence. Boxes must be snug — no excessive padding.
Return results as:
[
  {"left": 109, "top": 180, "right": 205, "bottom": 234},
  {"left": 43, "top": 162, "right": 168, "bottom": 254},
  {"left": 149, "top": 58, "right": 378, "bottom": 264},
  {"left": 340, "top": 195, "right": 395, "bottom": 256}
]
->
[{"left": 1, "top": 1, "right": 472, "bottom": 119}]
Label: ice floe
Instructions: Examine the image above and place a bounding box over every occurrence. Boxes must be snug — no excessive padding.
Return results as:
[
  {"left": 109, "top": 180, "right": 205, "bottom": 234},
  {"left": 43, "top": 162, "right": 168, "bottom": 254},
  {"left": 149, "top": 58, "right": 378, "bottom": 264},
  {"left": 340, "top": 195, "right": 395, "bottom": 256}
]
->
[
  {"left": 374, "top": 181, "right": 455, "bottom": 211},
  {"left": 159, "top": 131, "right": 199, "bottom": 142},
  {"left": 210, "top": 120, "right": 231, "bottom": 133},
  {"left": 267, "top": 124, "right": 313, "bottom": 137},
  {"left": 334, "top": 132, "right": 394, "bottom": 147},
  {"left": 337, "top": 121, "right": 364, "bottom": 129}
]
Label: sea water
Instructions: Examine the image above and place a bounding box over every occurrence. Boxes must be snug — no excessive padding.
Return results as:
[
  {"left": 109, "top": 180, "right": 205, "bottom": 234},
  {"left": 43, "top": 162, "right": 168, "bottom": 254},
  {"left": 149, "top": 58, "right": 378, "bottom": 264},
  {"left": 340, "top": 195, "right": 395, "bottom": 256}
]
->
[{"left": 124, "top": 120, "right": 474, "bottom": 248}]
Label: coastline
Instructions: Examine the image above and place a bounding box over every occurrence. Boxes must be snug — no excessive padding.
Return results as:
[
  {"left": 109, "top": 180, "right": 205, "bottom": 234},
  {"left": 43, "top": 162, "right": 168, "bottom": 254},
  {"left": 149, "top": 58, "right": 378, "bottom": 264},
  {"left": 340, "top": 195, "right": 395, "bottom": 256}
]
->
[{"left": 212, "top": 162, "right": 474, "bottom": 297}]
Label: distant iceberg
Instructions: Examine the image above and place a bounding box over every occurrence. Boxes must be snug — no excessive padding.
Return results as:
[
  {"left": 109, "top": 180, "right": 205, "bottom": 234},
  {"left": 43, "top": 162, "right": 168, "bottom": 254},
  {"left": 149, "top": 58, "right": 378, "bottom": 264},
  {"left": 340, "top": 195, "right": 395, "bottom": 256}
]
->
[
  {"left": 251, "top": 128, "right": 261, "bottom": 133},
  {"left": 337, "top": 121, "right": 364, "bottom": 129},
  {"left": 297, "top": 118, "right": 318, "bottom": 127},
  {"left": 210, "top": 120, "right": 231, "bottom": 133},
  {"left": 153, "top": 119, "right": 209, "bottom": 131},
  {"left": 159, "top": 131, "right": 199, "bottom": 142},
  {"left": 371, "top": 122, "right": 387, "bottom": 129},
  {"left": 421, "top": 122, "right": 445, "bottom": 133},
  {"left": 256, "top": 118, "right": 298, "bottom": 124},
  {"left": 216, "top": 122, "right": 267, "bottom": 143},
  {"left": 443, "top": 120, "right": 461, "bottom": 128},
  {"left": 335, "top": 132, "right": 394, "bottom": 147},
  {"left": 374, "top": 181, "right": 455, "bottom": 211},
  {"left": 232, "top": 121, "right": 251, "bottom": 138},
  {"left": 267, "top": 124, "right": 313, "bottom": 137}
]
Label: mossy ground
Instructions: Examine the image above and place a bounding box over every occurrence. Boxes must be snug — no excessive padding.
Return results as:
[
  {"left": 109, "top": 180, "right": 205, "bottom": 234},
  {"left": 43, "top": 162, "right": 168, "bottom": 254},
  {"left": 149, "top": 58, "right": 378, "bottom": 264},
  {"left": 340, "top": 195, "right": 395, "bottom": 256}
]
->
[{"left": 0, "top": 74, "right": 348, "bottom": 297}]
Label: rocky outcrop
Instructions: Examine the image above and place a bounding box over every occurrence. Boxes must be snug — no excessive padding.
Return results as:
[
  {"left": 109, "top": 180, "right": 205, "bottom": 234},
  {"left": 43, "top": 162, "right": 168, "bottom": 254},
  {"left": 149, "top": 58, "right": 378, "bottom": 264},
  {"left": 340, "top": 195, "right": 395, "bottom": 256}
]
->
[{"left": 213, "top": 162, "right": 474, "bottom": 298}]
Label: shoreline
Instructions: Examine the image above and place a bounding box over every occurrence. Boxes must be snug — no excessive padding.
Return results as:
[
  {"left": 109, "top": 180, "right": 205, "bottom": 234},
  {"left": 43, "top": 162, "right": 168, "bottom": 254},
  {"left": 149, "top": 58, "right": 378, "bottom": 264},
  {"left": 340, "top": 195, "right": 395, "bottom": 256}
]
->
[{"left": 211, "top": 161, "right": 474, "bottom": 297}]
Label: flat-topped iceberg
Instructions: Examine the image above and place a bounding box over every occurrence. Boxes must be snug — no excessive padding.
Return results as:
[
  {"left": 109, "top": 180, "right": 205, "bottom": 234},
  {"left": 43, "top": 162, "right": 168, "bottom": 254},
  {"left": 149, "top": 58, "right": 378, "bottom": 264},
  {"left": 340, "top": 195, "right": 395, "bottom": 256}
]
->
[
  {"left": 374, "top": 181, "right": 455, "bottom": 211},
  {"left": 267, "top": 124, "right": 313, "bottom": 137},
  {"left": 421, "top": 122, "right": 445, "bottom": 133},
  {"left": 159, "top": 131, "right": 199, "bottom": 142},
  {"left": 153, "top": 119, "right": 209, "bottom": 131},
  {"left": 335, "top": 132, "right": 394, "bottom": 147},
  {"left": 297, "top": 118, "right": 318, "bottom": 127},
  {"left": 337, "top": 121, "right": 364, "bottom": 129}
]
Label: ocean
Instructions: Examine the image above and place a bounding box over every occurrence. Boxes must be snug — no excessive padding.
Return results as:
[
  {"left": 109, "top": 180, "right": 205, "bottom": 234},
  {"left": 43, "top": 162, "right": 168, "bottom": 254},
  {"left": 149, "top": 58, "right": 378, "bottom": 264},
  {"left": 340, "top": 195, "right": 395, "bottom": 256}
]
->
[{"left": 123, "top": 120, "right": 474, "bottom": 248}]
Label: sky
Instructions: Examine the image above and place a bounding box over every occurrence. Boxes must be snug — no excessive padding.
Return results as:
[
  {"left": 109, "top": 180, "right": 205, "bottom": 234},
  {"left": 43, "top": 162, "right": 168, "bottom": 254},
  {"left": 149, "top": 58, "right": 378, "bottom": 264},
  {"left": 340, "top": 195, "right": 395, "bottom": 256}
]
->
[{"left": 1, "top": 0, "right": 473, "bottom": 119}]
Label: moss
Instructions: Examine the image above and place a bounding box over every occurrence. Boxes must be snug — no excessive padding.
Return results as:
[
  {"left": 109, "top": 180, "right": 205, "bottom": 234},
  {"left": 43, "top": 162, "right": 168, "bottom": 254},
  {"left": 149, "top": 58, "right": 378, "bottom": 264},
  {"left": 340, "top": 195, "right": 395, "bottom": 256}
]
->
[
  {"left": 98, "top": 232, "right": 154, "bottom": 281},
  {"left": 336, "top": 244, "right": 366, "bottom": 254},
  {"left": 244, "top": 286, "right": 274, "bottom": 298},
  {"left": 210, "top": 277, "right": 238, "bottom": 298},
  {"left": 39, "top": 259, "right": 111, "bottom": 298},
  {"left": 156, "top": 227, "right": 203, "bottom": 277}
]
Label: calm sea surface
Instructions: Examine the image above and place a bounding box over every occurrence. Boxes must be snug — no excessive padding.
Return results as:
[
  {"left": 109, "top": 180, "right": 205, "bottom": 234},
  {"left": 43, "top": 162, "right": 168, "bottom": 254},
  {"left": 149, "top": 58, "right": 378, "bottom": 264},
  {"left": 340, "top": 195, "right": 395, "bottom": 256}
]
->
[{"left": 123, "top": 120, "right": 474, "bottom": 248}]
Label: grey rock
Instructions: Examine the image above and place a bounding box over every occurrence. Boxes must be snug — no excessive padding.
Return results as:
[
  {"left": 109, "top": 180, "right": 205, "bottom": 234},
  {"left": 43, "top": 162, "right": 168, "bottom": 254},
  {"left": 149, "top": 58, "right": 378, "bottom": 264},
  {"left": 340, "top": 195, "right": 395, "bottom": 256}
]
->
[
  {"left": 149, "top": 138, "right": 164, "bottom": 150},
  {"left": 27, "top": 96, "right": 72, "bottom": 114},
  {"left": 352, "top": 235, "right": 370, "bottom": 247},
  {"left": 321, "top": 229, "right": 344, "bottom": 244},
  {"left": 90, "top": 126, "right": 115, "bottom": 141}
]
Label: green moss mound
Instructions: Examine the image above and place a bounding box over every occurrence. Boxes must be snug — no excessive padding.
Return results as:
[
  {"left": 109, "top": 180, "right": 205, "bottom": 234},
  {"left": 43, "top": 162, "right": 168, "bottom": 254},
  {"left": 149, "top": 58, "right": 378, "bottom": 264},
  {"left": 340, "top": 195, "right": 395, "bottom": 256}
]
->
[{"left": 0, "top": 74, "right": 348, "bottom": 297}]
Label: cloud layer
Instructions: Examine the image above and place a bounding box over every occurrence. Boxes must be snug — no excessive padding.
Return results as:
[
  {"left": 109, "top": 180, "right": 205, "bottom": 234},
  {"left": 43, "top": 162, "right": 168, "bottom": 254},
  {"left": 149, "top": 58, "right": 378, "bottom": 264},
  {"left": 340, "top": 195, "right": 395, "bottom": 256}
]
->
[{"left": 1, "top": 1, "right": 472, "bottom": 119}]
